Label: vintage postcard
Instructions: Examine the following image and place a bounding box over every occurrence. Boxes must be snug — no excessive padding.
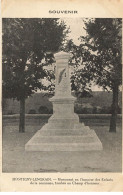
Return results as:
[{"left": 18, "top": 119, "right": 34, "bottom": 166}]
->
[{"left": 0, "top": 0, "right": 123, "bottom": 192}]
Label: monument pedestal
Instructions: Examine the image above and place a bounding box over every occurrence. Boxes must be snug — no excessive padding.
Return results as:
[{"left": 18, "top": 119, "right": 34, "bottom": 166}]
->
[{"left": 25, "top": 51, "right": 102, "bottom": 151}]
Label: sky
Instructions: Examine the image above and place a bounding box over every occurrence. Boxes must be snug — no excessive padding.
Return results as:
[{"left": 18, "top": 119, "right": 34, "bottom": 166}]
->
[{"left": 60, "top": 18, "right": 86, "bottom": 46}]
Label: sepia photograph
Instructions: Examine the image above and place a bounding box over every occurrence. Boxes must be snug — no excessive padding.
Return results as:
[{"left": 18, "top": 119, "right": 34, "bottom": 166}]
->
[{"left": 2, "top": 17, "right": 122, "bottom": 174}]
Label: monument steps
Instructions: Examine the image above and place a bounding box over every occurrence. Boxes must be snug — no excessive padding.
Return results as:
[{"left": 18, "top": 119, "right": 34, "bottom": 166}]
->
[
  {"left": 37, "top": 129, "right": 94, "bottom": 136},
  {"left": 25, "top": 137, "right": 102, "bottom": 152},
  {"left": 41, "top": 122, "right": 86, "bottom": 130},
  {"left": 25, "top": 128, "right": 102, "bottom": 151},
  {"left": 26, "top": 135, "right": 96, "bottom": 143}
]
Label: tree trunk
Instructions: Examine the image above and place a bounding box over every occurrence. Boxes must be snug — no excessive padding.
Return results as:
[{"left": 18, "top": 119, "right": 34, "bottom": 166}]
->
[
  {"left": 109, "top": 84, "right": 119, "bottom": 132},
  {"left": 19, "top": 97, "right": 25, "bottom": 133}
]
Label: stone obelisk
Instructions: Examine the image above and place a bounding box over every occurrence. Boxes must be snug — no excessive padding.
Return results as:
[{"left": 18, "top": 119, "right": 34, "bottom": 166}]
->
[{"left": 25, "top": 51, "right": 102, "bottom": 151}]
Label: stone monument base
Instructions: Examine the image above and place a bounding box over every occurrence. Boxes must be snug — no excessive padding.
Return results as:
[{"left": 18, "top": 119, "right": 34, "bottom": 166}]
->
[{"left": 25, "top": 123, "right": 103, "bottom": 151}]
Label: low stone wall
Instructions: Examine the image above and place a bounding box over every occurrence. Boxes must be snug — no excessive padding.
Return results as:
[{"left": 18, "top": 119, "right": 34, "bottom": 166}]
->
[{"left": 3, "top": 114, "right": 122, "bottom": 126}]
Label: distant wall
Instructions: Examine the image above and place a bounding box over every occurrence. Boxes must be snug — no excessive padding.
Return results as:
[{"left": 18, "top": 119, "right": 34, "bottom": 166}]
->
[
  {"left": 2, "top": 91, "right": 122, "bottom": 115},
  {"left": 3, "top": 114, "right": 122, "bottom": 127}
]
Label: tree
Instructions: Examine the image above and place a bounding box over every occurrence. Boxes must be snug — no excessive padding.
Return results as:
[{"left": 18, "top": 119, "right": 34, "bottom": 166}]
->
[
  {"left": 68, "top": 18, "right": 122, "bottom": 132},
  {"left": 65, "top": 39, "right": 93, "bottom": 98},
  {"left": 2, "top": 18, "right": 68, "bottom": 132}
]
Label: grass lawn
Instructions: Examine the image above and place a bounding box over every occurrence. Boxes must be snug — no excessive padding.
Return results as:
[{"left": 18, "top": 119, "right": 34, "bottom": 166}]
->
[{"left": 2, "top": 122, "right": 122, "bottom": 173}]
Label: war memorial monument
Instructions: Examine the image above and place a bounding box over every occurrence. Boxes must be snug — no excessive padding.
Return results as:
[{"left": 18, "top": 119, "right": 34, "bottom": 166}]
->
[{"left": 25, "top": 51, "right": 102, "bottom": 151}]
